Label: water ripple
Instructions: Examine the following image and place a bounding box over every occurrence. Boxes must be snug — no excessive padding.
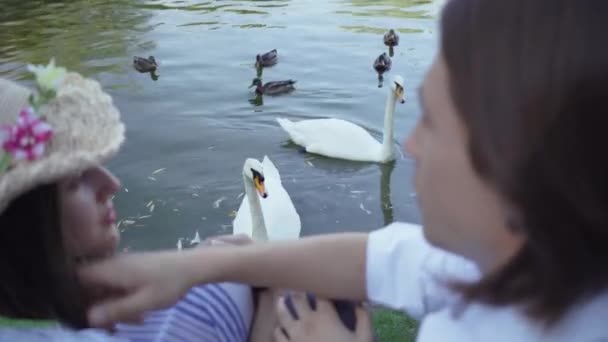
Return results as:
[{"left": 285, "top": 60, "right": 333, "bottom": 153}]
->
[{"left": 0, "top": 0, "right": 437, "bottom": 249}]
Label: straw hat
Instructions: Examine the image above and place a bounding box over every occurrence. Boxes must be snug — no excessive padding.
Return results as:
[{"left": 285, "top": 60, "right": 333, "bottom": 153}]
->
[{"left": 0, "top": 61, "right": 125, "bottom": 213}]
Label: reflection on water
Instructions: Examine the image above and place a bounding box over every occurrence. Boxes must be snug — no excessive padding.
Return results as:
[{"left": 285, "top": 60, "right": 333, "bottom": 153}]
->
[
  {"left": 249, "top": 94, "right": 264, "bottom": 107},
  {"left": 0, "top": 0, "right": 156, "bottom": 80},
  {"left": 341, "top": 26, "right": 423, "bottom": 35},
  {"left": 0, "top": 0, "right": 439, "bottom": 250},
  {"left": 176, "top": 21, "right": 222, "bottom": 27},
  {"left": 379, "top": 161, "right": 396, "bottom": 226},
  {"left": 338, "top": 0, "right": 434, "bottom": 19},
  {"left": 337, "top": 0, "right": 443, "bottom": 36}
]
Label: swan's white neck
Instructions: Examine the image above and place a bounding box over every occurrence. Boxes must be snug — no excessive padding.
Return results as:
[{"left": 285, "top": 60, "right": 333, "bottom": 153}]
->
[
  {"left": 380, "top": 88, "right": 398, "bottom": 161},
  {"left": 243, "top": 173, "right": 268, "bottom": 241}
]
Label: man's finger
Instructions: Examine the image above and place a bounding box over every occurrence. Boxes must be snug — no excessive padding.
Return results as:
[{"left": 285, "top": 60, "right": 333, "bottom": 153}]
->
[
  {"left": 276, "top": 296, "right": 298, "bottom": 331},
  {"left": 354, "top": 306, "right": 373, "bottom": 338}
]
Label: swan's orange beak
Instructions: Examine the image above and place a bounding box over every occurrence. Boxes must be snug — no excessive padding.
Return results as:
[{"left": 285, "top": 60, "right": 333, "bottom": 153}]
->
[
  {"left": 254, "top": 176, "right": 268, "bottom": 198},
  {"left": 396, "top": 85, "right": 405, "bottom": 103}
]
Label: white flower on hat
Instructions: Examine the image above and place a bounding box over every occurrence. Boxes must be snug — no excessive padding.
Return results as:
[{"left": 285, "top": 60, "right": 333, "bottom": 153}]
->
[{"left": 26, "top": 58, "right": 67, "bottom": 92}]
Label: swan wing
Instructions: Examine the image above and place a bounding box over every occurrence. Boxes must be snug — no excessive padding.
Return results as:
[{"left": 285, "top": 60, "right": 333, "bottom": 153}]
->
[
  {"left": 261, "top": 155, "right": 281, "bottom": 182},
  {"left": 277, "top": 117, "right": 383, "bottom": 162},
  {"left": 261, "top": 156, "right": 301, "bottom": 240},
  {"left": 232, "top": 195, "right": 252, "bottom": 237}
]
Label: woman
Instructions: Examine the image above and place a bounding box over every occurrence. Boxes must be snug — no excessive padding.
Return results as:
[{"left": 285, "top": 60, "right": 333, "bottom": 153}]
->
[
  {"left": 79, "top": 0, "right": 608, "bottom": 340},
  {"left": 0, "top": 61, "right": 267, "bottom": 341}
]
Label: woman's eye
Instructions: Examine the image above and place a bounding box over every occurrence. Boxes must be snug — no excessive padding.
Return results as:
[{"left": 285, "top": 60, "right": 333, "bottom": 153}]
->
[
  {"left": 66, "top": 178, "right": 81, "bottom": 191},
  {"left": 65, "top": 172, "right": 86, "bottom": 191}
]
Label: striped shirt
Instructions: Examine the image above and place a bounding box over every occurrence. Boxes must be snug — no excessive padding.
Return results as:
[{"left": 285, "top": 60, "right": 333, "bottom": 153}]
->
[{"left": 115, "top": 282, "right": 253, "bottom": 342}]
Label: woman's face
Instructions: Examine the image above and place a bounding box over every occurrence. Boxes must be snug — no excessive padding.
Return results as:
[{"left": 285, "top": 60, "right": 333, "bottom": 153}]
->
[
  {"left": 59, "top": 165, "right": 121, "bottom": 263},
  {"left": 404, "top": 53, "right": 524, "bottom": 272}
]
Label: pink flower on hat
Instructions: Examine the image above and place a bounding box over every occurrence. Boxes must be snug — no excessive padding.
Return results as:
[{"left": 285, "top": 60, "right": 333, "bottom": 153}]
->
[{"left": 1, "top": 107, "right": 53, "bottom": 161}]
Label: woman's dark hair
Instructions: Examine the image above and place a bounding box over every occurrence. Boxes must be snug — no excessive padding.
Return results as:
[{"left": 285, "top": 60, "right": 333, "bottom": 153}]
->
[
  {"left": 0, "top": 184, "right": 88, "bottom": 328},
  {"left": 442, "top": 0, "right": 608, "bottom": 325}
]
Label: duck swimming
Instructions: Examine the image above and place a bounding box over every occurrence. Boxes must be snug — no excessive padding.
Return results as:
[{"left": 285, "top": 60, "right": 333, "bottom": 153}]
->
[
  {"left": 384, "top": 29, "right": 400, "bottom": 47},
  {"left": 255, "top": 49, "right": 278, "bottom": 69},
  {"left": 249, "top": 78, "right": 296, "bottom": 96},
  {"left": 384, "top": 29, "right": 400, "bottom": 57},
  {"left": 373, "top": 52, "right": 392, "bottom": 88},
  {"left": 133, "top": 56, "right": 157, "bottom": 73}
]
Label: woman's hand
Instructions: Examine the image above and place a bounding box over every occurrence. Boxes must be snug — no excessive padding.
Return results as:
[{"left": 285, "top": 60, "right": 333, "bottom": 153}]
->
[
  {"left": 78, "top": 249, "right": 199, "bottom": 327},
  {"left": 79, "top": 234, "right": 255, "bottom": 328}
]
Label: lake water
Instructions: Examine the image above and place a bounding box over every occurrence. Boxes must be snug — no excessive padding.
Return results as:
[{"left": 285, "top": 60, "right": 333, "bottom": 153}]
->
[{"left": 0, "top": 0, "right": 442, "bottom": 251}]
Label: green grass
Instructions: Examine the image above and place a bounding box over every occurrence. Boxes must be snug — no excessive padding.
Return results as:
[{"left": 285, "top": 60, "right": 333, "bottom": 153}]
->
[
  {"left": 0, "top": 310, "right": 418, "bottom": 341},
  {"left": 0, "top": 317, "right": 55, "bottom": 328},
  {"left": 372, "top": 308, "right": 418, "bottom": 341}
]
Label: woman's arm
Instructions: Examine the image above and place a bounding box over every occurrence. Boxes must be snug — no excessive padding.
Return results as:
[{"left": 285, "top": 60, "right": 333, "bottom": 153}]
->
[
  {"left": 196, "top": 233, "right": 369, "bottom": 301},
  {"left": 80, "top": 223, "right": 478, "bottom": 327}
]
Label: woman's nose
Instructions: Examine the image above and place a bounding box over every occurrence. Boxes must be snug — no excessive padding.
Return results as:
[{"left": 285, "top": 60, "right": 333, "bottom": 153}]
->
[{"left": 95, "top": 167, "right": 121, "bottom": 202}]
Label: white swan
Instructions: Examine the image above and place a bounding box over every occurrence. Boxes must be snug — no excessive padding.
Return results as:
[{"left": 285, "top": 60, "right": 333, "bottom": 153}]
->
[
  {"left": 232, "top": 156, "right": 301, "bottom": 241},
  {"left": 276, "top": 75, "right": 405, "bottom": 163}
]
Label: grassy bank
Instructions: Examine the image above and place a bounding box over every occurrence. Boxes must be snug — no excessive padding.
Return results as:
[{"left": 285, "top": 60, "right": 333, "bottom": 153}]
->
[
  {"left": 0, "top": 317, "right": 54, "bottom": 328},
  {"left": 372, "top": 308, "right": 418, "bottom": 341},
  {"left": 1, "top": 309, "right": 419, "bottom": 341}
]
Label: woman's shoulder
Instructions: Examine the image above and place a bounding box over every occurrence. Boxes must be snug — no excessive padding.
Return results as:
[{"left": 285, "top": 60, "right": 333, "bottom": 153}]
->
[
  {"left": 0, "top": 327, "right": 127, "bottom": 342},
  {"left": 548, "top": 289, "right": 608, "bottom": 341},
  {"left": 371, "top": 221, "right": 480, "bottom": 281},
  {"left": 417, "top": 289, "right": 608, "bottom": 341}
]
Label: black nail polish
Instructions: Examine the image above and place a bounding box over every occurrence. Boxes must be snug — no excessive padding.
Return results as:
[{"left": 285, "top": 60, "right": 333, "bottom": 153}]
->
[
  {"left": 281, "top": 327, "right": 290, "bottom": 339},
  {"left": 283, "top": 294, "right": 299, "bottom": 320},
  {"left": 306, "top": 292, "right": 317, "bottom": 310},
  {"left": 332, "top": 299, "right": 358, "bottom": 332}
]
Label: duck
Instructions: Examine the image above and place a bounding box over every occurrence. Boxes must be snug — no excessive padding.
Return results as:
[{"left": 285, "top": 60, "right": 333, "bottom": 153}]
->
[
  {"left": 276, "top": 75, "right": 406, "bottom": 163},
  {"left": 384, "top": 29, "right": 400, "bottom": 57},
  {"left": 232, "top": 156, "right": 301, "bottom": 241},
  {"left": 373, "top": 52, "right": 392, "bottom": 87},
  {"left": 255, "top": 49, "right": 278, "bottom": 69},
  {"left": 249, "top": 78, "right": 296, "bottom": 96},
  {"left": 384, "top": 29, "right": 400, "bottom": 47},
  {"left": 133, "top": 56, "right": 157, "bottom": 73}
]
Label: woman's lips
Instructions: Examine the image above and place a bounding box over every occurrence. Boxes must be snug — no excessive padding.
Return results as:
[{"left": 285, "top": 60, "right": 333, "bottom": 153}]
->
[{"left": 103, "top": 206, "right": 116, "bottom": 226}]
